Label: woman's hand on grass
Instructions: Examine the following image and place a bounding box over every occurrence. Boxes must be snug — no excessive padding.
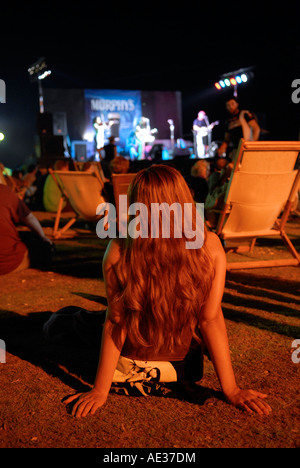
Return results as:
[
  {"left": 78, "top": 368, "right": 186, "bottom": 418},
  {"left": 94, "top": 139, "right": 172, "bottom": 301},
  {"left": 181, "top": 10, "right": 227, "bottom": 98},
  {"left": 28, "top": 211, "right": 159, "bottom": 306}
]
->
[
  {"left": 225, "top": 387, "right": 272, "bottom": 415},
  {"left": 64, "top": 388, "right": 107, "bottom": 418}
]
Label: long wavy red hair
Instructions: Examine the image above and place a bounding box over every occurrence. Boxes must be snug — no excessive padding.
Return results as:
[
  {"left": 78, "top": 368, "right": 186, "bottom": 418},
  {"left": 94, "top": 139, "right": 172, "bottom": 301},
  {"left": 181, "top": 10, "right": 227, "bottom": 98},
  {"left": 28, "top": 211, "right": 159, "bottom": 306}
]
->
[{"left": 113, "top": 164, "right": 214, "bottom": 356}]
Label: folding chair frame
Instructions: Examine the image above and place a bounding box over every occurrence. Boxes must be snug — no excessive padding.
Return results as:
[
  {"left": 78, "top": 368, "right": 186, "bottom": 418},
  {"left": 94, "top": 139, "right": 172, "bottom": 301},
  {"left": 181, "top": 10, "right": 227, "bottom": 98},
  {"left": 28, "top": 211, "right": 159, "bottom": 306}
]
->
[{"left": 215, "top": 140, "right": 300, "bottom": 270}]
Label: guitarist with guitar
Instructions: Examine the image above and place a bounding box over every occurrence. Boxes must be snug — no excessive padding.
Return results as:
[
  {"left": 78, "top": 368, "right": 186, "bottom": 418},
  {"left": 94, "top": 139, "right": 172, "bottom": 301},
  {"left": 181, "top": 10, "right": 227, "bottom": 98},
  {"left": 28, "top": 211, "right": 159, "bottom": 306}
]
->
[{"left": 193, "top": 111, "right": 219, "bottom": 158}]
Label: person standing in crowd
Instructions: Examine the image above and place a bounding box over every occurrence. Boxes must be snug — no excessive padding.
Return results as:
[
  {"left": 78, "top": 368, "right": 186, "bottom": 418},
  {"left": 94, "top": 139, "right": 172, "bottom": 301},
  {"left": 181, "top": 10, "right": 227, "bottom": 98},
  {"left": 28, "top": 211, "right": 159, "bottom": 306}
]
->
[
  {"left": 217, "top": 97, "right": 260, "bottom": 160},
  {"left": 103, "top": 136, "right": 117, "bottom": 162}
]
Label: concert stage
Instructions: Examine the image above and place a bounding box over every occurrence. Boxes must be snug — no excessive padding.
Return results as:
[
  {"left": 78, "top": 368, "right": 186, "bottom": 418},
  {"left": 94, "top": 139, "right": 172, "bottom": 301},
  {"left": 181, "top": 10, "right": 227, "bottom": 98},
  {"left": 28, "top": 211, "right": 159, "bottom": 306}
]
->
[{"left": 42, "top": 88, "right": 184, "bottom": 161}]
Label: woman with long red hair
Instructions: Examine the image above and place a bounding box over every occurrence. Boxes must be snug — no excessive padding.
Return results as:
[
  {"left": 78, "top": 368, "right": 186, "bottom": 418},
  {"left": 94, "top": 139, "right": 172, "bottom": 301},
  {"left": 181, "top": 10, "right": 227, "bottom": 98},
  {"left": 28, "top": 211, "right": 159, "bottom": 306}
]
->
[{"left": 65, "top": 164, "right": 271, "bottom": 417}]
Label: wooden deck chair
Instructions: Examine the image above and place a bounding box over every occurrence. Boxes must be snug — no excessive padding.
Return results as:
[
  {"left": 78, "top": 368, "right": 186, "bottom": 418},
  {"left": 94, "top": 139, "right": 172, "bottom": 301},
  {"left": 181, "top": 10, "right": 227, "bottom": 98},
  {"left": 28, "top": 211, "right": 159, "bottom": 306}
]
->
[
  {"left": 111, "top": 173, "right": 137, "bottom": 217},
  {"left": 215, "top": 139, "right": 300, "bottom": 270},
  {"left": 111, "top": 173, "right": 137, "bottom": 234},
  {"left": 50, "top": 170, "right": 106, "bottom": 239}
]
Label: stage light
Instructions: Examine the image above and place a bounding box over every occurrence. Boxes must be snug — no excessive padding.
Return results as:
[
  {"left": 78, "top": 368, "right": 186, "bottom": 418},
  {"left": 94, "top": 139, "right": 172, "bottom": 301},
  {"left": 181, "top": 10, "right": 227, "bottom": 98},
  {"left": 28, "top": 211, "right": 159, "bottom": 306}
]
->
[
  {"left": 38, "top": 70, "right": 51, "bottom": 80},
  {"left": 28, "top": 57, "right": 51, "bottom": 82},
  {"left": 215, "top": 67, "right": 253, "bottom": 94},
  {"left": 0, "top": 132, "right": 4, "bottom": 141}
]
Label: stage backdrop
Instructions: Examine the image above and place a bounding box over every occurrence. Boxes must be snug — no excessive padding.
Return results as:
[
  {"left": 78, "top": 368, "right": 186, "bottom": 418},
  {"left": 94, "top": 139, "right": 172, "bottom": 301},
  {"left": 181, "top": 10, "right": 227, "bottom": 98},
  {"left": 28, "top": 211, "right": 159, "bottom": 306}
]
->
[
  {"left": 43, "top": 88, "right": 182, "bottom": 157},
  {"left": 84, "top": 88, "right": 142, "bottom": 148}
]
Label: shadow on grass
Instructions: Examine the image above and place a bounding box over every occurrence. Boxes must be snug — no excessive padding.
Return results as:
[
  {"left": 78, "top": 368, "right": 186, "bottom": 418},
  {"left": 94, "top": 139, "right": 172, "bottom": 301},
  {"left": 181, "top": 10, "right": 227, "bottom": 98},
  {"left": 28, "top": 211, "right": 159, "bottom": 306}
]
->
[
  {"left": 224, "top": 271, "right": 300, "bottom": 322},
  {"left": 226, "top": 271, "right": 300, "bottom": 299},
  {"left": 47, "top": 238, "right": 108, "bottom": 279},
  {"left": 0, "top": 310, "right": 95, "bottom": 391},
  {"left": 71, "top": 292, "right": 108, "bottom": 306},
  {"left": 0, "top": 310, "right": 217, "bottom": 407},
  {"left": 50, "top": 256, "right": 103, "bottom": 279},
  {"left": 222, "top": 305, "right": 300, "bottom": 337},
  {"left": 222, "top": 291, "right": 300, "bottom": 319}
]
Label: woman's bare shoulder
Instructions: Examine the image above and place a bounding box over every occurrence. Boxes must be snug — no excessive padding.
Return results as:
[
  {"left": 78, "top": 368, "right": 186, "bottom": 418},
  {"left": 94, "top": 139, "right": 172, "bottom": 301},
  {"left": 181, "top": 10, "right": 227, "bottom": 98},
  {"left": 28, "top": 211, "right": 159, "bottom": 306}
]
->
[
  {"left": 205, "top": 231, "right": 226, "bottom": 262},
  {"left": 102, "top": 238, "right": 124, "bottom": 268}
]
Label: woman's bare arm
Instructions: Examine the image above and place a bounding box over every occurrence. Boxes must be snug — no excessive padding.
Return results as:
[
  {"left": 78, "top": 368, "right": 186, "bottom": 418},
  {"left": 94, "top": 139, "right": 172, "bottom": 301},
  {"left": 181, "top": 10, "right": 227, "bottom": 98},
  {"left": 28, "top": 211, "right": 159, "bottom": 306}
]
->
[
  {"left": 199, "top": 232, "right": 271, "bottom": 414},
  {"left": 64, "top": 239, "right": 126, "bottom": 418}
]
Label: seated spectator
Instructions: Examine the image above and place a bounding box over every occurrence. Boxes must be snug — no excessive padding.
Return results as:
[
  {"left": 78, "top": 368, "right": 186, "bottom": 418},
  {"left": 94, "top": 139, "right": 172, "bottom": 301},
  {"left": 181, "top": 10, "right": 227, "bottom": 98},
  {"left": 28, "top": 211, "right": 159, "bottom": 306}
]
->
[
  {"left": 208, "top": 158, "right": 228, "bottom": 192},
  {"left": 104, "top": 156, "right": 131, "bottom": 204},
  {"left": 0, "top": 184, "right": 53, "bottom": 275},
  {"left": 185, "top": 160, "right": 210, "bottom": 203},
  {"left": 27, "top": 166, "right": 49, "bottom": 211},
  {"left": 205, "top": 161, "right": 234, "bottom": 229},
  {"left": 23, "top": 164, "right": 39, "bottom": 206},
  {"left": 110, "top": 156, "right": 130, "bottom": 175},
  {"left": 43, "top": 160, "right": 70, "bottom": 212},
  {"left": 22, "top": 164, "right": 38, "bottom": 189}
]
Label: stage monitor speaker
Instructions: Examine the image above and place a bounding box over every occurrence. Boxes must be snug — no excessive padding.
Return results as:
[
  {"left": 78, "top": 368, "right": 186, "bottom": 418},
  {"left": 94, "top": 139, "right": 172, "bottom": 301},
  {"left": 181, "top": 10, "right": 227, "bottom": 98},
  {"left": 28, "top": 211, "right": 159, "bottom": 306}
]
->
[
  {"left": 40, "top": 135, "right": 65, "bottom": 159},
  {"left": 172, "top": 148, "right": 191, "bottom": 158},
  {"left": 37, "top": 112, "right": 53, "bottom": 135},
  {"left": 53, "top": 112, "right": 68, "bottom": 136},
  {"left": 72, "top": 141, "right": 87, "bottom": 162}
]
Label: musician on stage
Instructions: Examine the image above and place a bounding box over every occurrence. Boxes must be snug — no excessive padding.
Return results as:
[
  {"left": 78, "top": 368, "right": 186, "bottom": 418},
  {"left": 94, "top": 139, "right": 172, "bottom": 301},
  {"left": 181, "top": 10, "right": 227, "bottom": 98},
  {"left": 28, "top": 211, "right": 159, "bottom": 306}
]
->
[
  {"left": 135, "top": 117, "right": 157, "bottom": 160},
  {"left": 193, "top": 110, "right": 219, "bottom": 159},
  {"left": 93, "top": 116, "right": 108, "bottom": 160}
]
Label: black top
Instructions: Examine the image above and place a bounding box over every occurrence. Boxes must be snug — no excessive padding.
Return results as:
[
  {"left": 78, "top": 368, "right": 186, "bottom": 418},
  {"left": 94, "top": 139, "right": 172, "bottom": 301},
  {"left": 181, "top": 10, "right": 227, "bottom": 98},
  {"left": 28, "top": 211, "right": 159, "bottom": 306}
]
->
[{"left": 225, "top": 110, "right": 255, "bottom": 148}]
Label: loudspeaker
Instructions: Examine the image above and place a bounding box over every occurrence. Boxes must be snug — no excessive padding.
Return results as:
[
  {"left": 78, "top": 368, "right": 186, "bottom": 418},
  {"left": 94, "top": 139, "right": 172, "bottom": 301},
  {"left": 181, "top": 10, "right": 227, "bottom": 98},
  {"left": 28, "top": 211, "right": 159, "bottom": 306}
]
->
[
  {"left": 37, "top": 112, "right": 53, "bottom": 135},
  {"left": 108, "top": 112, "right": 120, "bottom": 138},
  {"left": 40, "top": 135, "right": 65, "bottom": 159},
  {"left": 72, "top": 141, "right": 87, "bottom": 162},
  {"left": 53, "top": 112, "right": 68, "bottom": 136}
]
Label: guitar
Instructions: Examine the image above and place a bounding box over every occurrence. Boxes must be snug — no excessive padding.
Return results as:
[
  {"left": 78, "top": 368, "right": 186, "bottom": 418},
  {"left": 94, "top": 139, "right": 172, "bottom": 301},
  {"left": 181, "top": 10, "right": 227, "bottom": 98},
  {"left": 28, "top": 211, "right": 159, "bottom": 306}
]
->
[
  {"left": 135, "top": 127, "right": 158, "bottom": 143},
  {"left": 193, "top": 120, "right": 219, "bottom": 137}
]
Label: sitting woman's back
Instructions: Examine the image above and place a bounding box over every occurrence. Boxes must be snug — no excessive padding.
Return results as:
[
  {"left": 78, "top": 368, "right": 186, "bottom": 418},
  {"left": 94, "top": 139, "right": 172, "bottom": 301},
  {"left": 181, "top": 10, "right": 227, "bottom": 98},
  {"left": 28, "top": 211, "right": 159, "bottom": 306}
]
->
[
  {"left": 64, "top": 164, "right": 271, "bottom": 418},
  {"left": 107, "top": 164, "right": 215, "bottom": 361}
]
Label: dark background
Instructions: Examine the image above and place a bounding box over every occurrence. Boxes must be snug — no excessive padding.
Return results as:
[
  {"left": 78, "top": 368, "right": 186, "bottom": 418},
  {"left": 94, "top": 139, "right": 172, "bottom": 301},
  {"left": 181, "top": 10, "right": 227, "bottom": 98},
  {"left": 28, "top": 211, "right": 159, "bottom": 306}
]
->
[{"left": 0, "top": 2, "right": 299, "bottom": 168}]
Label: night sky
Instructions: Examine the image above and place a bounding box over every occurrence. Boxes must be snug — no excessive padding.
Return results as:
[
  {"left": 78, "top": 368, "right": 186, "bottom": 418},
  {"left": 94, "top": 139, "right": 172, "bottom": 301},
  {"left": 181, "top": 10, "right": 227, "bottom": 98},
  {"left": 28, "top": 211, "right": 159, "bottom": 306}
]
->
[{"left": 0, "top": 2, "right": 299, "bottom": 168}]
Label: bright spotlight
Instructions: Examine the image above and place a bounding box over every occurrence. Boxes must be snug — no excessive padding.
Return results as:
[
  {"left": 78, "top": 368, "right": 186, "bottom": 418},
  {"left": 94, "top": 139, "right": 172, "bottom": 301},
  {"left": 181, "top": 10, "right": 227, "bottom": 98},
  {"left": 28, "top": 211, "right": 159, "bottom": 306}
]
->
[
  {"left": 0, "top": 132, "right": 4, "bottom": 141},
  {"left": 224, "top": 79, "right": 230, "bottom": 87},
  {"left": 235, "top": 75, "right": 242, "bottom": 84},
  {"left": 83, "top": 131, "right": 94, "bottom": 142},
  {"left": 215, "top": 82, "right": 221, "bottom": 90},
  {"left": 219, "top": 80, "right": 226, "bottom": 88},
  {"left": 38, "top": 70, "right": 51, "bottom": 80},
  {"left": 241, "top": 74, "right": 248, "bottom": 82},
  {"left": 230, "top": 78, "right": 237, "bottom": 85}
]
